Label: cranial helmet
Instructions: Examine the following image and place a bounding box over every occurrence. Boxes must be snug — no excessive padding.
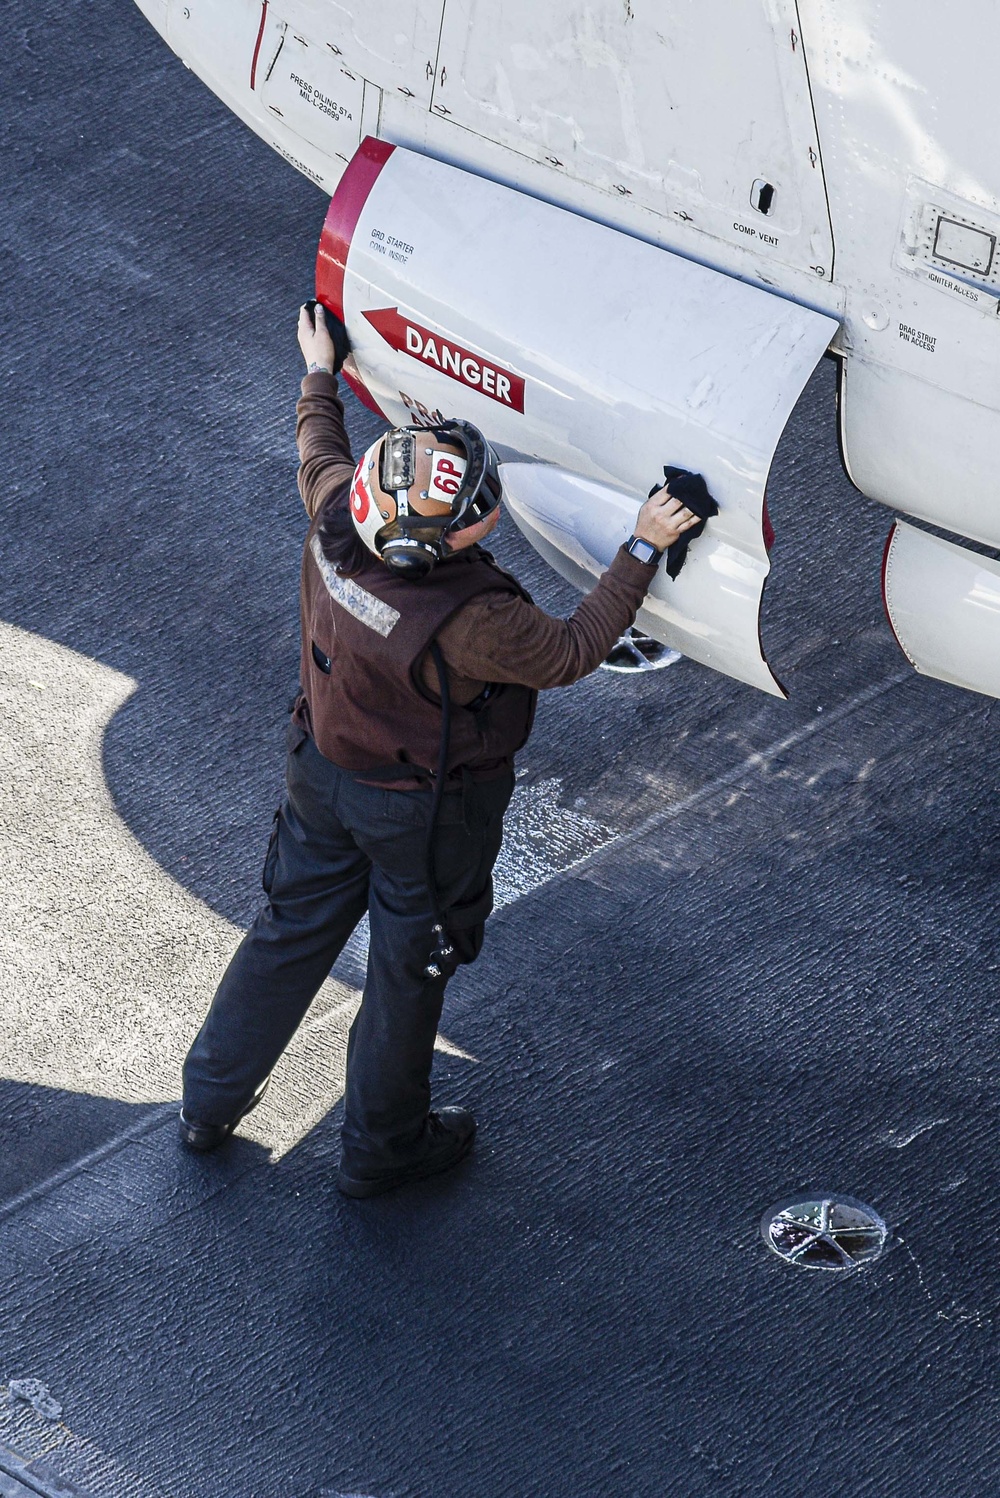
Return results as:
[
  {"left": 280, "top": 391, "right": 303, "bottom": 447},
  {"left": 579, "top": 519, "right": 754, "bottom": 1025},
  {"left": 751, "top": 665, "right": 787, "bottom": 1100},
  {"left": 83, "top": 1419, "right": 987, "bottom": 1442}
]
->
[{"left": 349, "top": 419, "right": 503, "bottom": 579}]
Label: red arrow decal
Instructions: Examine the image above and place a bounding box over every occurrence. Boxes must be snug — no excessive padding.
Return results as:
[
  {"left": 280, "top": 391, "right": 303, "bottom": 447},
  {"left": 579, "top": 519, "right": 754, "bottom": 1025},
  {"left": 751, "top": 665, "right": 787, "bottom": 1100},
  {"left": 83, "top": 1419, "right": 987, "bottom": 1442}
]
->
[{"left": 362, "top": 307, "right": 525, "bottom": 413}]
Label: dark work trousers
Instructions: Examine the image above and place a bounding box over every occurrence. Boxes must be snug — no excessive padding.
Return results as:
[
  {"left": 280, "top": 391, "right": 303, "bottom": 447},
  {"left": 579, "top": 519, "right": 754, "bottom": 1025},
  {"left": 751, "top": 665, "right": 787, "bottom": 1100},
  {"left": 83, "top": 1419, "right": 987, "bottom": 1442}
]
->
[{"left": 182, "top": 724, "right": 514, "bottom": 1167}]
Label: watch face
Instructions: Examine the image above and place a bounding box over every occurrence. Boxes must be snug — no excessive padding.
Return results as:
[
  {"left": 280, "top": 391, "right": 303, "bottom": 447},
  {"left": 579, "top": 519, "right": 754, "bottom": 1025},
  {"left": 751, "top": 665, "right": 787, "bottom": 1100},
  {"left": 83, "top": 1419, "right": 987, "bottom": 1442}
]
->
[{"left": 629, "top": 536, "right": 659, "bottom": 562}]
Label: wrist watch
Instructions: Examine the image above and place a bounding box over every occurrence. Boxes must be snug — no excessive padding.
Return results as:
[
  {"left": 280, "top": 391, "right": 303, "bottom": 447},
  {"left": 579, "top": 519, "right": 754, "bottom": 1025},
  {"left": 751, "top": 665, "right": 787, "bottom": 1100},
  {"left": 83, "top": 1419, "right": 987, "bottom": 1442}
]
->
[{"left": 625, "top": 534, "right": 663, "bottom": 565}]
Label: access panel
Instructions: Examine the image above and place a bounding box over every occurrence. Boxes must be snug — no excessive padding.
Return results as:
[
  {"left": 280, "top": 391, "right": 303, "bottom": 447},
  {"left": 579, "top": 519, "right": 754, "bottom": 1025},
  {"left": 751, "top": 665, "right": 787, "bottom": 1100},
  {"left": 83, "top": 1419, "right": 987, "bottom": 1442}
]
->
[
  {"left": 257, "top": 24, "right": 366, "bottom": 163},
  {"left": 430, "top": 0, "right": 834, "bottom": 276}
]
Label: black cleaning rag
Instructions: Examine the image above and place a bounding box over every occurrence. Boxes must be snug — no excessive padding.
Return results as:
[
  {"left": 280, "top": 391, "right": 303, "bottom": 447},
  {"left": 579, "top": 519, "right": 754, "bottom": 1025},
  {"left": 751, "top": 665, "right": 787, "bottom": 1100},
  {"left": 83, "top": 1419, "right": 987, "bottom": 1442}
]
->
[{"left": 648, "top": 465, "right": 719, "bottom": 579}]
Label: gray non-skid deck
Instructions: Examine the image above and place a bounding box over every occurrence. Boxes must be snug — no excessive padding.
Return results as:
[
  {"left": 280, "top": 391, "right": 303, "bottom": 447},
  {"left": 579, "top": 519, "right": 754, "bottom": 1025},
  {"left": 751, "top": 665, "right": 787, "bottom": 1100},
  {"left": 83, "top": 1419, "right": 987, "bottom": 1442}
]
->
[{"left": 1, "top": 4, "right": 998, "bottom": 1495}]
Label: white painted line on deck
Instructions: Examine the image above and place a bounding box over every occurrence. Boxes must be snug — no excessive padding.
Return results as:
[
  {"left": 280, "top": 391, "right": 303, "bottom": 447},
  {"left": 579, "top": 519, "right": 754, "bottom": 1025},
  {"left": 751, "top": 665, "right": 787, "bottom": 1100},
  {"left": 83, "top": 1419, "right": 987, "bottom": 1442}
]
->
[
  {"left": 0, "top": 1392, "right": 169, "bottom": 1498},
  {"left": 547, "top": 671, "right": 911, "bottom": 887},
  {"left": 0, "top": 1105, "right": 176, "bottom": 1228}
]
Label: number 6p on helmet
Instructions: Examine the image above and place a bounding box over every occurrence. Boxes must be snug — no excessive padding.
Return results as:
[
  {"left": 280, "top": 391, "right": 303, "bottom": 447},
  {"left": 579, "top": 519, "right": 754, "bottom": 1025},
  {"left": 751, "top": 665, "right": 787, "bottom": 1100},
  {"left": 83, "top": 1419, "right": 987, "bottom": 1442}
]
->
[{"left": 349, "top": 419, "right": 504, "bottom": 579}]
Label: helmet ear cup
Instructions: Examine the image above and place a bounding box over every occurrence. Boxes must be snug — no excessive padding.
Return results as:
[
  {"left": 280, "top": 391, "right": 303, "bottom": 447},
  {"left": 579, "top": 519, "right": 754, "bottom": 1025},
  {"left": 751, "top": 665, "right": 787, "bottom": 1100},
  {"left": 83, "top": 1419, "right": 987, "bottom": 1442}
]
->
[{"left": 380, "top": 536, "right": 439, "bottom": 579}]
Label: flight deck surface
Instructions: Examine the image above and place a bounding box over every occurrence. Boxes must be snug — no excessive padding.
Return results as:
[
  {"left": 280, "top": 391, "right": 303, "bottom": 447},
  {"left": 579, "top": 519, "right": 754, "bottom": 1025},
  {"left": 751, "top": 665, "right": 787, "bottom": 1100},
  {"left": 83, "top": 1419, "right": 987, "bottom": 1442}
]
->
[{"left": 1, "top": 4, "right": 998, "bottom": 1495}]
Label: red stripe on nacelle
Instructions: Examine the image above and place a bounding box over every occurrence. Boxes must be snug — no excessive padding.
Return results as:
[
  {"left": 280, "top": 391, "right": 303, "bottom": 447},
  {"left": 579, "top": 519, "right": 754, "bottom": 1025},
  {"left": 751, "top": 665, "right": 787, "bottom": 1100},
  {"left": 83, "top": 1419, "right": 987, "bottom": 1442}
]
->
[
  {"left": 341, "top": 368, "right": 389, "bottom": 419},
  {"left": 316, "top": 136, "right": 395, "bottom": 323},
  {"left": 249, "top": 0, "right": 268, "bottom": 91},
  {"left": 315, "top": 137, "right": 395, "bottom": 418}
]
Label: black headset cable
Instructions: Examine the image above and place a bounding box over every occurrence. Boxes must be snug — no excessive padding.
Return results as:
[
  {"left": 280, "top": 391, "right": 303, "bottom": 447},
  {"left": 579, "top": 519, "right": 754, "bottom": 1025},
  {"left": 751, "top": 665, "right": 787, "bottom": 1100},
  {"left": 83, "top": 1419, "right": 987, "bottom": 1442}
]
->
[{"left": 424, "top": 640, "right": 455, "bottom": 978}]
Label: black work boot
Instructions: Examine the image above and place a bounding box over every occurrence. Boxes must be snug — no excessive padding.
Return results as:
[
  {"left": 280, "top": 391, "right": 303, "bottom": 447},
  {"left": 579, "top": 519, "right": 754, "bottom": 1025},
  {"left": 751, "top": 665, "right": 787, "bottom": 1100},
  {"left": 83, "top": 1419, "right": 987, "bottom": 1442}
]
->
[
  {"left": 337, "top": 1107, "right": 477, "bottom": 1199},
  {"left": 178, "top": 1080, "right": 270, "bottom": 1152}
]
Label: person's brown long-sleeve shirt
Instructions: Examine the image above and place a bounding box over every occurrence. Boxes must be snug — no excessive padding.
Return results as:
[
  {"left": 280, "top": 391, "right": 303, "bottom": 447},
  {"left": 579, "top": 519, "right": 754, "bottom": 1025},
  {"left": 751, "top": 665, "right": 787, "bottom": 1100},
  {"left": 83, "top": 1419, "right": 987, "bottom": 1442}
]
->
[{"left": 296, "top": 372, "right": 658, "bottom": 702}]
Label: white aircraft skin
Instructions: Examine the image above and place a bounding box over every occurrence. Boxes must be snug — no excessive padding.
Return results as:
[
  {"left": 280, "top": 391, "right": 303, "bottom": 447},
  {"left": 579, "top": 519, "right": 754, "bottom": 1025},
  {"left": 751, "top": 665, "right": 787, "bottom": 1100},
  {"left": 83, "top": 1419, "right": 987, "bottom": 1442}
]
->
[{"left": 132, "top": 0, "right": 1000, "bottom": 700}]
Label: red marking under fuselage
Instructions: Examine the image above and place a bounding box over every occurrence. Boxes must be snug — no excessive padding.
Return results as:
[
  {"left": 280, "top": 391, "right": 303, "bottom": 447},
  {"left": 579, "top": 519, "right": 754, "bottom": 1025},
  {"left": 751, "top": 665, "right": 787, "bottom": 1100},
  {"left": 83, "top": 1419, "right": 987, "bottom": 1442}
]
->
[{"left": 249, "top": 1, "right": 268, "bottom": 90}]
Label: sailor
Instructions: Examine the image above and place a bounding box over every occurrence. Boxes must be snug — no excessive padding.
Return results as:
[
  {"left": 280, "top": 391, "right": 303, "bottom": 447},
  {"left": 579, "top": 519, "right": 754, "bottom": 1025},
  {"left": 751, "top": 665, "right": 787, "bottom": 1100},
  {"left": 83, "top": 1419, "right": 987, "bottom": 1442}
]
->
[{"left": 178, "top": 303, "right": 705, "bottom": 1198}]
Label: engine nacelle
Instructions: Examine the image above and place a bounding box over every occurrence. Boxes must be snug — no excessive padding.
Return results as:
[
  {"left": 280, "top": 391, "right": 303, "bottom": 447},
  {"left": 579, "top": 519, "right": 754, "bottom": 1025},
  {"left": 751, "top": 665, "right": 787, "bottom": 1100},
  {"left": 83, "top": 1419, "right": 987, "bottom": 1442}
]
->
[
  {"left": 882, "top": 521, "right": 1000, "bottom": 698},
  {"left": 316, "top": 137, "right": 837, "bottom": 695}
]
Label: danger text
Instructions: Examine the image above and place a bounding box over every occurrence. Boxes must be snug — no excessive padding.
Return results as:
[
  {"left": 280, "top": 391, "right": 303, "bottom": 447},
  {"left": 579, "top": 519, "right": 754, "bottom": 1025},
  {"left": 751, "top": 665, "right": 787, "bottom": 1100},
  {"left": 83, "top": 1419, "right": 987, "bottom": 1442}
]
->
[{"left": 362, "top": 307, "right": 526, "bottom": 412}]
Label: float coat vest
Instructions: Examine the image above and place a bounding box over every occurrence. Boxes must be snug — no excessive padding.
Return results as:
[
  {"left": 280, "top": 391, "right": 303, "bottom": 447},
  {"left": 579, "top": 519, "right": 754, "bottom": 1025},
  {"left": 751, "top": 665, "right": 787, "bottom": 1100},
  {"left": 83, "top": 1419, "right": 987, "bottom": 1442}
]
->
[{"left": 297, "top": 517, "right": 537, "bottom": 777}]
